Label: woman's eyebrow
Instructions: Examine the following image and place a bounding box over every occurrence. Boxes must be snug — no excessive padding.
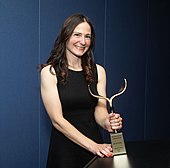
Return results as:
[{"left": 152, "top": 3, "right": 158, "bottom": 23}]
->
[{"left": 73, "top": 31, "right": 91, "bottom": 35}]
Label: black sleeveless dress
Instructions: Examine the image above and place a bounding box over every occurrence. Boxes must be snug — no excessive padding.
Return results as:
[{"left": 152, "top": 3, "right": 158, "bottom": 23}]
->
[{"left": 46, "top": 68, "right": 103, "bottom": 168}]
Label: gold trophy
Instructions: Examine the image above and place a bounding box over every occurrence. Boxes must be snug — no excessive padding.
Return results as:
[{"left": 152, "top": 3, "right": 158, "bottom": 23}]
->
[{"left": 88, "top": 79, "right": 127, "bottom": 156}]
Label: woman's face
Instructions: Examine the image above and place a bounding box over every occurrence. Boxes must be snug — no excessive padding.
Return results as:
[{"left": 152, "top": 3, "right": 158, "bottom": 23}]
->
[{"left": 66, "top": 22, "right": 91, "bottom": 57}]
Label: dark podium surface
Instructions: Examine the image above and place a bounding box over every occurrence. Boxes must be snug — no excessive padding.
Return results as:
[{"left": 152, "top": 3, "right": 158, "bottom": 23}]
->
[{"left": 84, "top": 140, "right": 170, "bottom": 168}]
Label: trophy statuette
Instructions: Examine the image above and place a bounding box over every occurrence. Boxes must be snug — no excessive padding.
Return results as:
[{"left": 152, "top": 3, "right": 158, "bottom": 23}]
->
[{"left": 88, "top": 79, "right": 127, "bottom": 155}]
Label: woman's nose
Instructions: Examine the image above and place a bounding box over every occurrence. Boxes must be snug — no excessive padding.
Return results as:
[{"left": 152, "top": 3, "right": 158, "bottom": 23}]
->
[{"left": 80, "top": 36, "right": 86, "bottom": 45}]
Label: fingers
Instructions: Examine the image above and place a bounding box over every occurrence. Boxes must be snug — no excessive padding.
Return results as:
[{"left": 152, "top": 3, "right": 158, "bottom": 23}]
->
[
  {"left": 96, "top": 144, "right": 113, "bottom": 158},
  {"left": 96, "top": 150, "right": 113, "bottom": 157},
  {"left": 109, "top": 113, "right": 122, "bottom": 130}
]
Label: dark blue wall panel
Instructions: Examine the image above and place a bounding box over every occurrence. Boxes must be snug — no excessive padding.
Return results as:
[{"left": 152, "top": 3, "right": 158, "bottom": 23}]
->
[
  {"left": 0, "top": 0, "right": 170, "bottom": 167},
  {"left": 104, "top": 0, "right": 148, "bottom": 141},
  {"left": 145, "top": 0, "right": 170, "bottom": 140},
  {"left": 0, "top": 0, "right": 39, "bottom": 168}
]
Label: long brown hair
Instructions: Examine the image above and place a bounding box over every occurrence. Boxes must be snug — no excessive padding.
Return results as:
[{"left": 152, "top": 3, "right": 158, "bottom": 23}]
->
[{"left": 40, "top": 13, "right": 96, "bottom": 84}]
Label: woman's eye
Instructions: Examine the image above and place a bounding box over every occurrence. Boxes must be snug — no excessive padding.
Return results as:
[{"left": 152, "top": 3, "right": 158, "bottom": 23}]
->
[
  {"left": 73, "top": 33, "right": 80, "bottom": 37},
  {"left": 72, "top": 33, "right": 91, "bottom": 40},
  {"left": 85, "top": 35, "right": 91, "bottom": 39}
]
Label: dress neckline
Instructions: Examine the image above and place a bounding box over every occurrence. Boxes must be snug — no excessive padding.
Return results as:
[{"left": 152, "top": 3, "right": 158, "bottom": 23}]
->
[{"left": 68, "top": 68, "right": 83, "bottom": 72}]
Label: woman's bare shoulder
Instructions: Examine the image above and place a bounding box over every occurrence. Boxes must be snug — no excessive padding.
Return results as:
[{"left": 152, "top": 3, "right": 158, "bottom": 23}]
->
[
  {"left": 41, "top": 65, "right": 55, "bottom": 76},
  {"left": 40, "top": 65, "right": 57, "bottom": 83},
  {"left": 96, "top": 64, "right": 106, "bottom": 75}
]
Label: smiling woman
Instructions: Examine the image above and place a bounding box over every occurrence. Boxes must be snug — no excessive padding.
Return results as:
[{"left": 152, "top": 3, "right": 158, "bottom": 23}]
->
[
  {"left": 39, "top": 13, "right": 123, "bottom": 168},
  {"left": 66, "top": 22, "right": 92, "bottom": 70}
]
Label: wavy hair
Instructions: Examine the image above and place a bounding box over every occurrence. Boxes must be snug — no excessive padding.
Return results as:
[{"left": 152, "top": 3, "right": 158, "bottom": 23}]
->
[{"left": 40, "top": 13, "right": 96, "bottom": 84}]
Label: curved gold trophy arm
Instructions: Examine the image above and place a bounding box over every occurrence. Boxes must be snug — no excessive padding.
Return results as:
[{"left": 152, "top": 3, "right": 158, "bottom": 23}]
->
[
  {"left": 88, "top": 78, "right": 127, "bottom": 134},
  {"left": 88, "top": 78, "right": 127, "bottom": 108}
]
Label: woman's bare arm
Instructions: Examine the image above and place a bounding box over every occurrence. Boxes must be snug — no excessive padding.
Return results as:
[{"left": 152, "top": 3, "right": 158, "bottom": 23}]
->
[
  {"left": 94, "top": 64, "right": 122, "bottom": 132},
  {"left": 41, "top": 65, "right": 96, "bottom": 150},
  {"left": 40, "top": 65, "right": 113, "bottom": 157}
]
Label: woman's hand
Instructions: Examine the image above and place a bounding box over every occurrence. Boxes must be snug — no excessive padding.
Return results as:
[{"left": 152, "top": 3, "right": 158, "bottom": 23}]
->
[
  {"left": 105, "top": 113, "right": 122, "bottom": 132},
  {"left": 90, "top": 143, "right": 113, "bottom": 157}
]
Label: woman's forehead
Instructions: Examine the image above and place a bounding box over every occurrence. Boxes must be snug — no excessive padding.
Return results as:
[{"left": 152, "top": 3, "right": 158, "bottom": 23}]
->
[{"left": 73, "top": 22, "right": 91, "bottom": 34}]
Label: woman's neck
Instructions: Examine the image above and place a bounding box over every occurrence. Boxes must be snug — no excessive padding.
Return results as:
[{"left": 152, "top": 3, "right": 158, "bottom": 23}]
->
[
  {"left": 67, "top": 56, "right": 82, "bottom": 71},
  {"left": 68, "top": 63, "right": 83, "bottom": 71}
]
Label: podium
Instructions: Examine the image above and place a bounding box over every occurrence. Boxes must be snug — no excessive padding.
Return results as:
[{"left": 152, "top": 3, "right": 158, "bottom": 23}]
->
[{"left": 84, "top": 140, "right": 170, "bottom": 168}]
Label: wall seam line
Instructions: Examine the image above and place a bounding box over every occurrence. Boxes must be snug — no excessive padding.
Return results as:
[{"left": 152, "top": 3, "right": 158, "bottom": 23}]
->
[
  {"left": 38, "top": 0, "right": 41, "bottom": 167},
  {"left": 103, "top": 0, "right": 107, "bottom": 67},
  {"left": 144, "top": 0, "right": 150, "bottom": 141}
]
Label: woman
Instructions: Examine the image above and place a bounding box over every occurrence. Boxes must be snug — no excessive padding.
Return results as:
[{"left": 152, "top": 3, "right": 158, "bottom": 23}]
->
[{"left": 40, "top": 14, "right": 122, "bottom": 168}]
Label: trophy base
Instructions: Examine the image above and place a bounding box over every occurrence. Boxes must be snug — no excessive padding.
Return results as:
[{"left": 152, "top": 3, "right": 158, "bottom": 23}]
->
[{"left": 110, "top": 132, "right": 126, "bottom": 155}]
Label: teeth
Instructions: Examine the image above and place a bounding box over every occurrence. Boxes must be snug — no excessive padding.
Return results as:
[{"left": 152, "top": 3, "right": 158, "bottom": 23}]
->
[
  {"left": 76, "top": 46, "right": 85, "bottom": 49},
  {"left": 75, "top": 45, "right": 85, "bottom": 48}
]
